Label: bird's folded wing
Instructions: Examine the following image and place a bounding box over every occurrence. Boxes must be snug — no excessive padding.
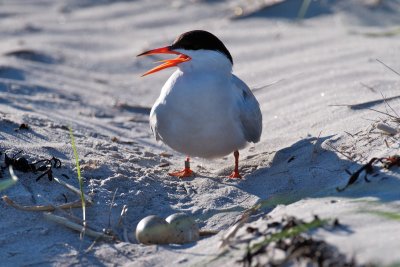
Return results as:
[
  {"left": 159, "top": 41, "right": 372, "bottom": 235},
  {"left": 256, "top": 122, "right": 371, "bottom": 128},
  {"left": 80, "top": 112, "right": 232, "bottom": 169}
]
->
[{"left": 233, "top": 75, "right": 262, "bottom": 143}]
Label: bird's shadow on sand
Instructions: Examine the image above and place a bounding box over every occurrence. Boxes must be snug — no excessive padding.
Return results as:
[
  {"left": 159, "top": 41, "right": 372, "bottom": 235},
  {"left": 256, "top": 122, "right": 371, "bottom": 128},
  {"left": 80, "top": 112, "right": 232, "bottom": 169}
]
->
[{"left": 235, "top": 135, "right": 400, "bottom": 209}]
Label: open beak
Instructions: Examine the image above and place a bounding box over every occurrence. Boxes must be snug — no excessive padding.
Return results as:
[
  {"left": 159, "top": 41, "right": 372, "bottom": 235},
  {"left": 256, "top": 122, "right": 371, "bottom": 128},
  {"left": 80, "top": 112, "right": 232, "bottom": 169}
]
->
[{"left": 137, "top": 46, "right": 191, "bottom": 77}]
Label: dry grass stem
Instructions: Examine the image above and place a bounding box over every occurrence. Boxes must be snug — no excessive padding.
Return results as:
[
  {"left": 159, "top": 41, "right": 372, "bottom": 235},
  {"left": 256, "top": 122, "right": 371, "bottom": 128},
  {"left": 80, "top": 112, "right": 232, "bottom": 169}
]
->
[
  {"left": 53, "top": 176, "right": 93, "bottom": 204},
  {"left": 376, "top": 59, "right": 400, "bottom": 77},
  {"left": 199, "top": 230, "right": 219, "bottom": 237},
  {"left": 368, "top": 108, "right": 400, "bottom": 122},
  {"left": 219, "top": 204, "right": 259, "bottom": 248},
  {"left": 2, "top": 195, "right": 90, "bottom": 212},
  {"left": 44, "top": 213, "right": 115, "bottom": 241},
  {"left": 117, "top": 205, "right": 128, "bottom": 227},
  {"left": 324, "top": 142, "right": 354, "bottom": 161},
  {"left": 310, "top": 131, "right": 322, "bottom": 162}
]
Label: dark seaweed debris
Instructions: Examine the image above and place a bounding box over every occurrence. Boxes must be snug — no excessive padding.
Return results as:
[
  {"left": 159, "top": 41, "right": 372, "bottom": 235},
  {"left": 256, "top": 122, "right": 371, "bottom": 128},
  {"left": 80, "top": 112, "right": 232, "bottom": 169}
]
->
[
  {"left": 239, "top": 216, "right": 358, "bottom": 267},
  {"left": 3, "top": 150, "right": 61, "bottom": 181},
  {"left": 15, "top": 123, "right": 29, "bottom": 131},
  {"left": 337, "top": 155, "right": 400, "bottom": 192}
]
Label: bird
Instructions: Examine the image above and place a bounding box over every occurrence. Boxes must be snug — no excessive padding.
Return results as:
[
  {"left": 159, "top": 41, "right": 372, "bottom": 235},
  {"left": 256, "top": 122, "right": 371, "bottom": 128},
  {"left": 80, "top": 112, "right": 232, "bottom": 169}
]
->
[{"left": 137, "top": 30, "right": 262, "bottom": 178}]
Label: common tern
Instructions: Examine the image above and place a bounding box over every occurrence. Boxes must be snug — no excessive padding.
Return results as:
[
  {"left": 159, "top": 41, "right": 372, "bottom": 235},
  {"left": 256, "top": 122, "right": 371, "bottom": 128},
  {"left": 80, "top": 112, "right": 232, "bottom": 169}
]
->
[{"left": 138, "top": 30, "right": 262, "bottom": 178}]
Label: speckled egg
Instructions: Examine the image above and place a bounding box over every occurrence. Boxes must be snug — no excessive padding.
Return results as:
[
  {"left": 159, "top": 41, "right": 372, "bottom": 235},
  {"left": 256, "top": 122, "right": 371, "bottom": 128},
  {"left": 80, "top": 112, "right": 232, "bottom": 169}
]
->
[
  {"left": 166, "top": 213, "right": 199, "bottom": 244},
  {"left": 135, "top": 215, "right": 171, "bottom": 245}
]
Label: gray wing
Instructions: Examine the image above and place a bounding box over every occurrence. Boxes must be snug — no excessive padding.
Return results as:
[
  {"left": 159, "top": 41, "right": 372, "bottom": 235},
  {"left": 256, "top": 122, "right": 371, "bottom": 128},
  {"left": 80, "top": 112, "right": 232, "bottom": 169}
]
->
[{"left": 233, "top": 75, "right": 262, "bottom": 143}]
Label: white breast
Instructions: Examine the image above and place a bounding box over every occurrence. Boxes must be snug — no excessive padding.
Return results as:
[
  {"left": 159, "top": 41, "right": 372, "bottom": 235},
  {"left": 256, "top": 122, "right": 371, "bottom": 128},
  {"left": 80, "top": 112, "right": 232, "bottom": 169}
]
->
[{"left": 149, "top": 50, "right": 259, "bottom": 159}]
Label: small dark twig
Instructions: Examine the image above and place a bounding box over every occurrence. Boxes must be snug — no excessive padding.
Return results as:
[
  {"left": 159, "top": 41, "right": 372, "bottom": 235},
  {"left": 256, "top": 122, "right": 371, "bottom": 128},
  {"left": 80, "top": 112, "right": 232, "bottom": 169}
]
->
[
  {"left": 376, "top": 59, "right": 400, "bottom": 77},
  {"left": 336, "top": 158, "right": 378, "bottom": 192},
  {"left": 337, "top": 155, "right": 400, "bottom": 192}
]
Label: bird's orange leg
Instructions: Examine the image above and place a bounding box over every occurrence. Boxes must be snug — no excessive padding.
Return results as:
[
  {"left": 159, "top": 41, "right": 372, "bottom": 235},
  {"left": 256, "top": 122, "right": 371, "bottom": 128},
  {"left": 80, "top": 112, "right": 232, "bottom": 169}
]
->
[
  {"left": 228, "top": 150, "right": 242, "bottom": 179},
  {"left": 169, "top": 157, "right": 193, "bottom": 178}
]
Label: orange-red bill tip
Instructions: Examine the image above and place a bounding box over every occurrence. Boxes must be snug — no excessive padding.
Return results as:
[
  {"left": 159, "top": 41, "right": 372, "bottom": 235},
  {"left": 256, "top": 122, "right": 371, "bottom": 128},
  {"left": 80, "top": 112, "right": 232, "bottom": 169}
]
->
[
  {"left": 137, "top": 46, "right": 179, "bottom": 57},
  {"left": 141, "top": 54, "right": 190, "bottom": 77},
  {"left": 137, "top": 46, "right": 191, "bottom": 76}
]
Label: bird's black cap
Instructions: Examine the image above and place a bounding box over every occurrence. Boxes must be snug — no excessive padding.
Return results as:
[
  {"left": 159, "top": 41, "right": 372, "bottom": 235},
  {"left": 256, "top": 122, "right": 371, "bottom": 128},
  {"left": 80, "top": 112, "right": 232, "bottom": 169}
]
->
[{"left": 170, "top": 30, "right": 233, "bottom": 64}]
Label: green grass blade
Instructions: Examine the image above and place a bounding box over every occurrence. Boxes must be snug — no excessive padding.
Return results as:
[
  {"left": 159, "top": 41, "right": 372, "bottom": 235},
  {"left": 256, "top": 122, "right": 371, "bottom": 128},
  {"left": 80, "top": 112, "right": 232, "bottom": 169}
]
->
[
  {"left": 385, "top": 262, "right": 400, "bottom": 267},
  {"left": 0, "top": 166, "right": 18, "bottom": 191},
  {"left": 298, "top": 0, "right": 311, "bottom": 20},
  {"left": 351, "top": 27, "right": 400, "bottom": 38},
  {"left": 366, "top": 210, "right": 400, "bottom": 221},
  {"left": 69, "top": 127, "right": 86, "bottom": 223}
]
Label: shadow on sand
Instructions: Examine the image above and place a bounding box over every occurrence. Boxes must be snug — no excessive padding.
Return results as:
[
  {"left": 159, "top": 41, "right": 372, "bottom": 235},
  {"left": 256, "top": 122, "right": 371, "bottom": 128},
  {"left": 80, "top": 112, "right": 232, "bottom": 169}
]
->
[
  {"left": 233, "top": 0, "right": 400, "bottom": 27},
  {"left": 236, "top": 135, "right": 400, "bottom": 212}
]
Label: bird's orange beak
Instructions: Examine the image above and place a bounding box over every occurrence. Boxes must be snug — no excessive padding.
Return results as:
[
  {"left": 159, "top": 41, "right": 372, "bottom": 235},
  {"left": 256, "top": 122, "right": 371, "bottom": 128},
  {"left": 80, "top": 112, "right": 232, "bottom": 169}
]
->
[{"left": 137, "top": 46, "right": 191, "bottom": 77}]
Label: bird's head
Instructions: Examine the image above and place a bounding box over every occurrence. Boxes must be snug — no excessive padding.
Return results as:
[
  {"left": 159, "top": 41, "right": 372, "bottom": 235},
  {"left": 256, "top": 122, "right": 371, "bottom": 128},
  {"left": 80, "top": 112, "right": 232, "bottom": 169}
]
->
[{"left": 137, "top": 30, "right": 233, "bottom": 77}]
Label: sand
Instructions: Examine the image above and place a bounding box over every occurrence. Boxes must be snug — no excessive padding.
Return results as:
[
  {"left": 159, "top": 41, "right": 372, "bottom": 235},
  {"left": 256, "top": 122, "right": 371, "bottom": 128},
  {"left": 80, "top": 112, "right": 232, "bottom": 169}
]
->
[{"left": 1, "top": 0, "right": 400, "bottom": 266}]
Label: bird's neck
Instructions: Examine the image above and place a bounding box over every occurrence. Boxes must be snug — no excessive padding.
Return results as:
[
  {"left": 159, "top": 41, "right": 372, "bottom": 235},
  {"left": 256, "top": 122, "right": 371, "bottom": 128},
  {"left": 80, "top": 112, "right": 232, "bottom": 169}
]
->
[{"left": 176, "top": 49, "right": 232, "bottom": 76}]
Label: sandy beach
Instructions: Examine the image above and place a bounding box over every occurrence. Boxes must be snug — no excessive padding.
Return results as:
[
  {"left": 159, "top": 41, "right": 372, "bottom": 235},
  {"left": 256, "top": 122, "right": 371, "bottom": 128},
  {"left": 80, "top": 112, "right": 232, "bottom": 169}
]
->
[{"left": 1, "top": 0, "right": 400, "bottom": 266}]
